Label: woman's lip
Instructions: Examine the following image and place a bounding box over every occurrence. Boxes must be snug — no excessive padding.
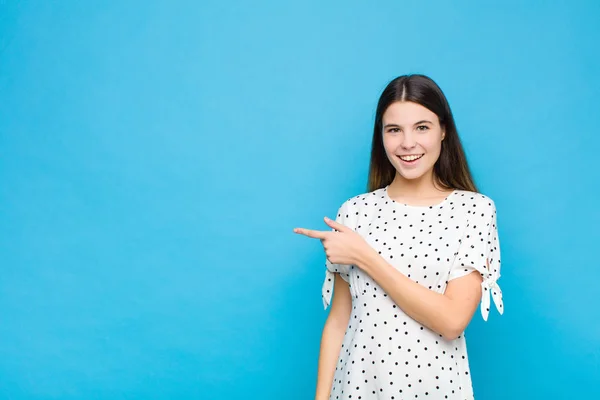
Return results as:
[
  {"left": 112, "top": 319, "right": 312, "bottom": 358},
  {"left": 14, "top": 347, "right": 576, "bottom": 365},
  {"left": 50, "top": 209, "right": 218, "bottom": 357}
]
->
[{"left": 397, "top": 154, "right": 423, "bottom": 166}]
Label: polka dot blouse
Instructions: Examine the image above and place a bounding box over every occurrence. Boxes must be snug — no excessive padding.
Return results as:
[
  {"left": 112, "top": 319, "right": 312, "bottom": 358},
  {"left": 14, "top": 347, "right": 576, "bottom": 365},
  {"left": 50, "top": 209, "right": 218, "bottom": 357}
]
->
[{"left": 321, "top": 186, "right": 503, "bottom": 400}]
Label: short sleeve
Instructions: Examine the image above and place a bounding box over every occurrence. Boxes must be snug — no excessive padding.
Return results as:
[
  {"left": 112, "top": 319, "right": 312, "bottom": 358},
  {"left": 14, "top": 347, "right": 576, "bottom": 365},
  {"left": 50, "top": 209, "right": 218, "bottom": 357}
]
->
[
  {"left": 321, "top": 200, "right": 353, "bottom": 310},
  {"left": 448, "top": 200, "right": 504, "bottom": 321}
]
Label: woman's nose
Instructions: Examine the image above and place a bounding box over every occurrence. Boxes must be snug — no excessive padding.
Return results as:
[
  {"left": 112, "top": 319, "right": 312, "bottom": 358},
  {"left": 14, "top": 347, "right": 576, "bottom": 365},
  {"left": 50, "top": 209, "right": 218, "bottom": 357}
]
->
[{"left": 401, "top": 138, "right": 417, "bottom": 149}]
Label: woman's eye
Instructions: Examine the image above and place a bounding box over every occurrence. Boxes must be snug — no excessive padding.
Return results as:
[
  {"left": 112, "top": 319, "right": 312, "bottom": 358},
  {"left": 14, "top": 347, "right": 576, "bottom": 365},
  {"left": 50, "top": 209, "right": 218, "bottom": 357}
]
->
[
  {"left": 389, "top": 128, "right": 400, "bottom": 133},
  {"left": 417, "top": 125, "right": 429, "bottom": 131}
]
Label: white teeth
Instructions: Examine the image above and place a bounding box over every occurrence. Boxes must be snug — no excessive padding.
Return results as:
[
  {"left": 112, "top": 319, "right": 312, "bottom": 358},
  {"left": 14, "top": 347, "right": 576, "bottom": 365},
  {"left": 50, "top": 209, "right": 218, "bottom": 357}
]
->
[{"left": 399, "top": 154, "right": 423, "bottom": 161}]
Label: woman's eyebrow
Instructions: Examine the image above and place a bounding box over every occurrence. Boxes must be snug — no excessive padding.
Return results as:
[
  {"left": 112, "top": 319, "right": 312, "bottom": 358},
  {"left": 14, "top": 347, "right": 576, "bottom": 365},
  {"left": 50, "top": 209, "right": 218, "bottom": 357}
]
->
[{"left": 383, "top": 120, "right": 433, "bottom": 129}]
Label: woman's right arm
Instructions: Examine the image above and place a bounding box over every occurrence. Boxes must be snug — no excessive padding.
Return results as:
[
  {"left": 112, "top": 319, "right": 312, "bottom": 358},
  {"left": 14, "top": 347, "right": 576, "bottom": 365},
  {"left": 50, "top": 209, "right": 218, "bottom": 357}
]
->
[{"left": 315, "top": 273, "right": 352, "bottom": 400}]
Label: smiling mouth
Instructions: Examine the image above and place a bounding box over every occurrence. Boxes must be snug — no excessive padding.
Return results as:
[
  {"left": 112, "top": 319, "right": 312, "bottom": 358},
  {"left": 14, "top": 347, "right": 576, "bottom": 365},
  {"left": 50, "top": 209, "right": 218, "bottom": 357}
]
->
[{"left": 398, "top": 154, "right": 424, "bottom": 162}]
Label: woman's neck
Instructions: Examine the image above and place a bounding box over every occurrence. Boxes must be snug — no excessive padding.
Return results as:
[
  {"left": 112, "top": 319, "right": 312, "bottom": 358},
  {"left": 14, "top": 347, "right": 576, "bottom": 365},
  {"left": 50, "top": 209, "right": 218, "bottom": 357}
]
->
[{"left": 388, "top": 174, "right": 452, "bottom": 199}]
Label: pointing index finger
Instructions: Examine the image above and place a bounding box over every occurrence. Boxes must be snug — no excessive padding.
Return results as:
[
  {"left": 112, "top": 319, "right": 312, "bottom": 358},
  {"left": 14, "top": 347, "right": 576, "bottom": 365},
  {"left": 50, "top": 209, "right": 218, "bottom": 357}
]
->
[{"left": 293, "top": 227, "right": 328, "bottom": 239}]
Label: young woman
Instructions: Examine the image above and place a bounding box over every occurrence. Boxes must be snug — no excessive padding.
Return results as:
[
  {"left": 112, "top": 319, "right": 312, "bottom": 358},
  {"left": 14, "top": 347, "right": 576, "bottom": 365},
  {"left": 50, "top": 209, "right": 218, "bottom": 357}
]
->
[{"left": 294, "top": 74, "right": 504, "bottom": 400}]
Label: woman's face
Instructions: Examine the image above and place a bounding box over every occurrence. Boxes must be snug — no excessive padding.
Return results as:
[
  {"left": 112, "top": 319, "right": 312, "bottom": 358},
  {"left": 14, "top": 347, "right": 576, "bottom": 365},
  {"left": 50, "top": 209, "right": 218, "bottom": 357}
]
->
[{"left": 381, "top": 101, "right": 445, "bottom": 182}]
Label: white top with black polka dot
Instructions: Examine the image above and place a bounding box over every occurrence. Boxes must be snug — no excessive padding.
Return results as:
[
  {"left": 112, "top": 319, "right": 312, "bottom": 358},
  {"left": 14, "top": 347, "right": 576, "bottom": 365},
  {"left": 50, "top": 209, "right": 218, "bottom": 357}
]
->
[{"left": 321, "top": 186, "right": 503, "bottom": 400}]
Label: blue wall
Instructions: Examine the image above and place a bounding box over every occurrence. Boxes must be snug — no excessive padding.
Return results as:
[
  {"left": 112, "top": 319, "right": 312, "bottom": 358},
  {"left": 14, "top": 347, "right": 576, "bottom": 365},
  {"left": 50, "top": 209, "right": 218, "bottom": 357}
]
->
[{"left": 1, "top": 1, "right": 598, "bottom": 399}]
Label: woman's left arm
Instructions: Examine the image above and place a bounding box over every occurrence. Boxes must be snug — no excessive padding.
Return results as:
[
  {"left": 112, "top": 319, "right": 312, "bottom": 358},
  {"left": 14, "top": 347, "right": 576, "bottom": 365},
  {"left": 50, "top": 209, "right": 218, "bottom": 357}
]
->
[
  {"left": 295, "top": 216, "right": 487, "bottom": 341},
  {"left": 357, "top": 248, "right": 483, "bottom": 341}
]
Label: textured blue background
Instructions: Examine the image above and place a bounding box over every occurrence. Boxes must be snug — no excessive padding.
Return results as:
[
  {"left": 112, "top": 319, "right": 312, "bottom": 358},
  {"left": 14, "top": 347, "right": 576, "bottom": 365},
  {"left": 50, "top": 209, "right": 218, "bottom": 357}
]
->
[{"left": 1, "top": 1, "right": 598, "bottom": 399}]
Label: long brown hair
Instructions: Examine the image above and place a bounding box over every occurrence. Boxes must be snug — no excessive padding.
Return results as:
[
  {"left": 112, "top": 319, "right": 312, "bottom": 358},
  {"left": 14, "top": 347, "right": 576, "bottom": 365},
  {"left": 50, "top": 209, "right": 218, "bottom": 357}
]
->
[{"left": 367, "top": 74, "right": 478, "bottom": 193}]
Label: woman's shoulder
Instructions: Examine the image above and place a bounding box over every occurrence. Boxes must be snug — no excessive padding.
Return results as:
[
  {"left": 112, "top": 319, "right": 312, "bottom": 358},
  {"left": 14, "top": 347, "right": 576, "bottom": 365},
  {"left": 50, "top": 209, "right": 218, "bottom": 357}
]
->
[
  {"left": 452, "top": 189, "right": 498, "bottom": 218},
  {"left": 454, "top": 189, "right": 495, "bottom": 203},
  {"left": 338, "top": 187, "right": 386, "bottom": 209}
]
